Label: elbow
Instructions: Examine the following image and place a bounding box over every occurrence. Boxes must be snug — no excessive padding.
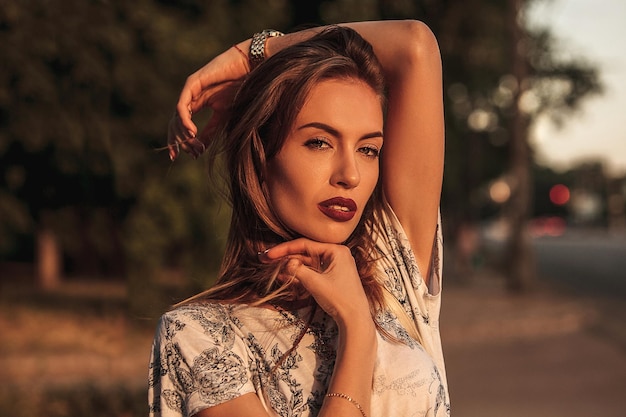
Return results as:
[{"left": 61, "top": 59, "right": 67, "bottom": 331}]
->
[{"left": 394, "top": 20, "right": 441, "bottom": 73}]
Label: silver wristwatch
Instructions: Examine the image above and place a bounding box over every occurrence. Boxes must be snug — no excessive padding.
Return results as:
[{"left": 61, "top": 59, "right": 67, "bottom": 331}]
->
[{"left": 249, "top": 29, "right": 284, "bottom": 69}]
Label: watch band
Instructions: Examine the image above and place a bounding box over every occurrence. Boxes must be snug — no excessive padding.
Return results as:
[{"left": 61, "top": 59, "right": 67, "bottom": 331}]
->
[{"left": 249, "top": 29, "right": 284, "bottom": 70}]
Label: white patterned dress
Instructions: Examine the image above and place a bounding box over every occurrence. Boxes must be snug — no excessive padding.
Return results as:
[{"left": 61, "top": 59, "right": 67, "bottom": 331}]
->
[{"left": 148, "top": 208, "right": 450, "bottom": 417}]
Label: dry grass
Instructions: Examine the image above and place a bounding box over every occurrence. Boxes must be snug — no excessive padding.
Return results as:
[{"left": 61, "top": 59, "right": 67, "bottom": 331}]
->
[{"left": 0, "top": 279, "right": 158, "bottom": 417}]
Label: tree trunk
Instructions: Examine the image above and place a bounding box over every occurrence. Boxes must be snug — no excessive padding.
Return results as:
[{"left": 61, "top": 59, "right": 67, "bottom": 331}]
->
[
  {"left": 37, "top": 227, "right": 62, "bottom": 290},
  {"left": 505, "top": 0, "right": 536, "bottom": 291}
]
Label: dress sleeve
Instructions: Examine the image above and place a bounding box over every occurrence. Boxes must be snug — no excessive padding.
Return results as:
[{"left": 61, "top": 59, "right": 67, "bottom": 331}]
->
[
  {"left": 376, "top": 205, "right": 443, "bottom": 298},
  {"left": 148, "top": 303, "right": 256, "bottom": 417},
  {"left": 374, "top": 205, "right": 447, "bottom": 385}
]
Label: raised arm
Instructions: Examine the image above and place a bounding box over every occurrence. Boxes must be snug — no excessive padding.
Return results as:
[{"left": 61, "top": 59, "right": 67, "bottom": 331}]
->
[{"left": 343, "top": 21, "right": 444, "bottom": 281}]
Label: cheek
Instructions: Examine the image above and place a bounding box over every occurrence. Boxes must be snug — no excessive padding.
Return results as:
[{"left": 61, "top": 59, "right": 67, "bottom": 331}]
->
[
  {"left": 362, "top": 162, "right": 380, "bottom": 194},
  {"left": 269, "top": 152, "right": 327, "bottom": 190},
  {"left": 266, "top": 158, "right": 317, "bottom": 208}
]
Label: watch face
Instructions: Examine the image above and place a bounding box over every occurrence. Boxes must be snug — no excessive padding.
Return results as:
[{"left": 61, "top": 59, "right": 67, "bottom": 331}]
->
[{"left": 265, "top": 30, "right": 284, "bottom": 37}]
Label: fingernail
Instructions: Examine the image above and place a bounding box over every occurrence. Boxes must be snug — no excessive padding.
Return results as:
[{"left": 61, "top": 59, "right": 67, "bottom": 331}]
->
[
  {"left": 257, "top": 249, "right": 271, "bottom": 262},
  {"left": 188, "top": 130, "right": 196, "bottom": 138}
]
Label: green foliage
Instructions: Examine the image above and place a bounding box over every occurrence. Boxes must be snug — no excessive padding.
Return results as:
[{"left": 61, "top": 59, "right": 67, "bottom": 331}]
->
[
  {"left": 525, "top": 26, "right": 603, "bottom": 125},
  {"left": 124, "top": 157, "right": 231, "bottom": 297},
  {"left": 416, "top": 0, "right": 600, "bottom": 229},
  {"left": 0, "top": 0, "right": 286, "bottom": 286}
]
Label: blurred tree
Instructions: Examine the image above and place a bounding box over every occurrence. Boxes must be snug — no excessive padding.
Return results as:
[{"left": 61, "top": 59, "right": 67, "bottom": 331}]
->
[
  {"left": 505, "top": 0, "right": 535, "bottom": 291},
  {"left": 1, "top": 0, "right": 125, "bottom": 286},
  {"left": 0, "top": 0, "right": 288, "bottom": 301},
  {"left": 408, "top": 0, "right": 601, "bottom": 290}
]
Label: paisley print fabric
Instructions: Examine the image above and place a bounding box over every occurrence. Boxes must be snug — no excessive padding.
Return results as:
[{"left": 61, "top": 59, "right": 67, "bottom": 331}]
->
[{"left": 148, "top": 207, "right": 450, "bottom": 416}]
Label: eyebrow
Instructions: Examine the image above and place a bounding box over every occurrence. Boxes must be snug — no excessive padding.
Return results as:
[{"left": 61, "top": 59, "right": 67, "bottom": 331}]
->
[{"left": 298, "top": 122, "right": 383, "bottom": 140}]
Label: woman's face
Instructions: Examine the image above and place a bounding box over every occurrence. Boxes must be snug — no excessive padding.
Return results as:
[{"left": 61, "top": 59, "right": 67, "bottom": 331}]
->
[{"left": 266, "top": 78, "right": 383, "bottom": 244}]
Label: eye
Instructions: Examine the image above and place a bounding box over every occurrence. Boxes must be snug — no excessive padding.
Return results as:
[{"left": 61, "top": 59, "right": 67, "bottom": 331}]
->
[
  {"left": 304, "top": 137, "right": 331, "bottom": 150},
  {"left": 358, "top": 145, "right": 380, "bottom": 159}
]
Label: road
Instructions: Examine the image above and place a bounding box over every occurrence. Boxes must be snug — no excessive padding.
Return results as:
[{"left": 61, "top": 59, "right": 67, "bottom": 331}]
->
[
  {"left": 533, "top": 229, "right": 626, "bottom": 299},
  {"left": 442, "top": 227, "right": 626, "bottom": 417}
]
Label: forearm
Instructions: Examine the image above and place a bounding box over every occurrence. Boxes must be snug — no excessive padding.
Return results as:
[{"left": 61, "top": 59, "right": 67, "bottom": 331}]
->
[
  {"left": 319, "top": 319, "right": 377, "bottom": 417},
  {"left": 375, "top": 21, "right": 444, "bottom": 278},
  {"left": 252, "top": 20, "right": 437, "bottom": 82}
]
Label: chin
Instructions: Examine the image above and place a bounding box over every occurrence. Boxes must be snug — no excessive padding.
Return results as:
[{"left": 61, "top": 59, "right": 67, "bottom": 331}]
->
[
  {"left": 288, "top": 215, "right": 363, "bottom": 244},
  {"left": 301, "top": 226, "right": 356, "bottom": 245}
]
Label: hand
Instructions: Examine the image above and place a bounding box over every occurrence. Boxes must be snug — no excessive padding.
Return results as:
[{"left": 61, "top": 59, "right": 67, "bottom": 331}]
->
[
  {"left": 167, "top": 43, "right": 250, "bottom": 160},
  {"left": 261, "top": 238, "right": 372, "bottom": 326}
]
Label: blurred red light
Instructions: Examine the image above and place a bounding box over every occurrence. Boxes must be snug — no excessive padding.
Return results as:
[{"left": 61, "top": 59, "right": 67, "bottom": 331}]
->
[{"left": 549, "top": 184, "right": 570, "bottom": 206}]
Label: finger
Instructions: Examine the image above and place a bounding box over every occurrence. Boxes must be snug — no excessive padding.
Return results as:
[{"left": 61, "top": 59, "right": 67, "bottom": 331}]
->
[
  {"left": 167, "top": 142, "right": 179, "bottom": 161},
  {"left": 176, "top": 78, "right": 197, "bottom": 131},
  {"left": 182, "top": 136, "right": 206, "bottom": 158},
  {"left": 176, "top": 105, "right": 198, "bottom": 140},
  {"left": 169, "top": 117, "right": 186, "bottom": 144},
  {"left": 261, "top": 240, "right": 328, "bottom": 274},
  {"left": 284, "top": 259, "right": 329, "bottom": 298},
  {"left": 276, "top": 258, "right": 304, "bottom": 284},
  {"left": 261, "top": 238, "right": 324, "bottom": 261},
  {"left": 167, "top": 118, "right": 182, "bottom": 161},
  {"left": 259, "top": 249, "right": 316, "bottom": 270},
  {"left": 180, "top": 74, "right": 221, "bottom": 125},
  {"left": 168, "top": 112, "right": 206, "bottom": 159},
  {"left": 176, "top": 83, "right": 202, "bottom": 141}
]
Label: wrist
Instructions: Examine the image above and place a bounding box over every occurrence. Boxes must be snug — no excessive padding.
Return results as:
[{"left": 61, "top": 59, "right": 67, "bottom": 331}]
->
[
  {"left": 333, "top": 298, "right": 373, "bottom": 330},
  {"left": 249, "top": 29, "right": 284, "bottom": 70},
  {"left": 336, "top": 314, "right": 377, "bottom": 346}
]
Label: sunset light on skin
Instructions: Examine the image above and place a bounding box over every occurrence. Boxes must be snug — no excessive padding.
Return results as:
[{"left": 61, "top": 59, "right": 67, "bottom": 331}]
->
[{"left": 266, "top": 78, "right": 383, "bottom": 244}]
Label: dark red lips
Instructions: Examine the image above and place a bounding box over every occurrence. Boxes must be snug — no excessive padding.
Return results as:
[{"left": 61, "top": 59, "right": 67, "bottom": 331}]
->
[{"left": 318, "top": 197, "right": 357, "bottom": 222}]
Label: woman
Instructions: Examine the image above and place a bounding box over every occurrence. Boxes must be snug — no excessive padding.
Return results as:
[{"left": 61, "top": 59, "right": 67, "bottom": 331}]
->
[{"left": 150, "top": 20, "right": 447, "bottom": 417}]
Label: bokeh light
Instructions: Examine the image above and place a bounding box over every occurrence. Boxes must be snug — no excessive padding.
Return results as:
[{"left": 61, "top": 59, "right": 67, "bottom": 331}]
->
[{"left": 549, "top": 184, "right": 570, "bottom": 206}]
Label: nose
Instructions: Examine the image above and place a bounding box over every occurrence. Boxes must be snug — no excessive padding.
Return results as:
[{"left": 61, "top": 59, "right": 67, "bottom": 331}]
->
[{"left": 330, "top": 151, "right": 360, "bottom": 189}]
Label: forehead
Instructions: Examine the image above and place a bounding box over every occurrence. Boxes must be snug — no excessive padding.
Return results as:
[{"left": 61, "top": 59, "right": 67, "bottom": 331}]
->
[{"left": 295, "top": 78, "right": 383, "bottom": 130}]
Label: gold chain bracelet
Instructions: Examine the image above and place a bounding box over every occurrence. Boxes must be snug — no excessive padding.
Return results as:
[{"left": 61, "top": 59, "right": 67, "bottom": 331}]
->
[{"left": 325, "top": 392, "right": 367, "bottom": 417}]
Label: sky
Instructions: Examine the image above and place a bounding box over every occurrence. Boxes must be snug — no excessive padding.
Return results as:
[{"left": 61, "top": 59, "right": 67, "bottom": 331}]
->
[{"left": 527, "top": 0, "right": 626, "bottom": 177}]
